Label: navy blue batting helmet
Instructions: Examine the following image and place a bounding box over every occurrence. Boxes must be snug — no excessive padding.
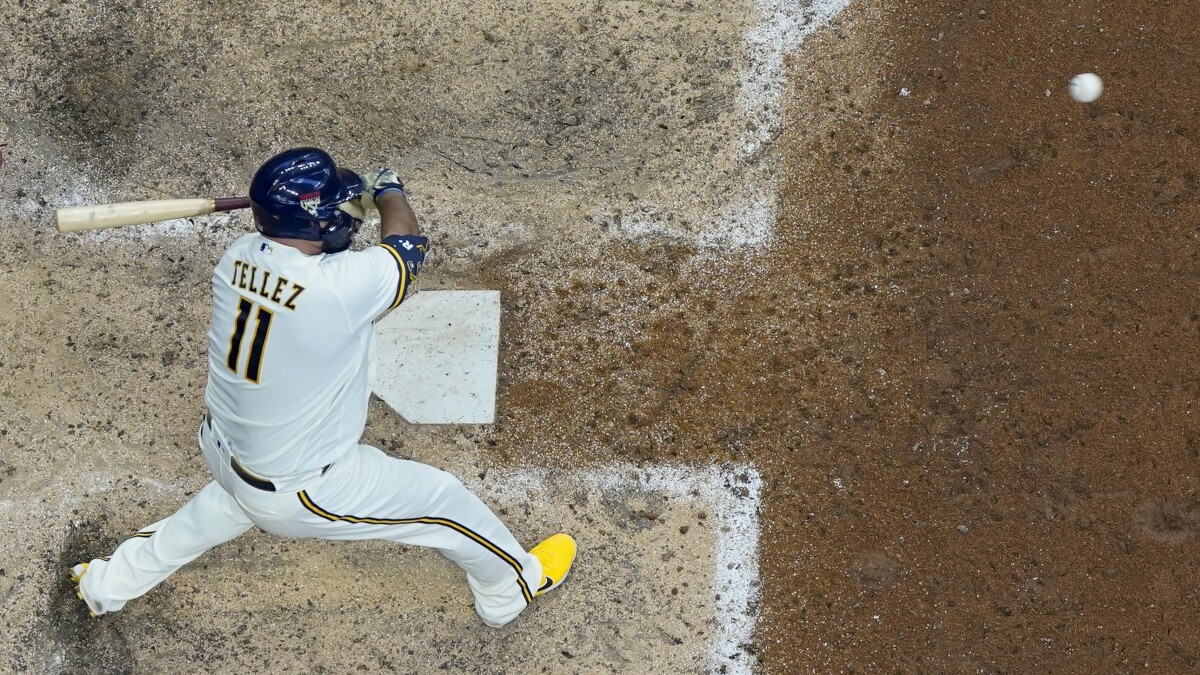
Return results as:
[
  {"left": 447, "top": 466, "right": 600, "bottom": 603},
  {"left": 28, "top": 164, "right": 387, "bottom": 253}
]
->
[{"left": 249, "top": 147, "right": 365, "bottom": 253}]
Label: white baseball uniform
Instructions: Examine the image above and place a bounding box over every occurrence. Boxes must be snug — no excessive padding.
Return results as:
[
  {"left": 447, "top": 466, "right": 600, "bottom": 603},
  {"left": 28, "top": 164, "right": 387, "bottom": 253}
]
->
[{"left": 78, "top": 232, "right": 543, "bottom": 627}]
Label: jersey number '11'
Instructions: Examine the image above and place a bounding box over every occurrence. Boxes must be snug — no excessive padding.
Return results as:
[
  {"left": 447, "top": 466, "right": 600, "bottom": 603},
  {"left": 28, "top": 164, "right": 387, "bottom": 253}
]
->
[{"left": 226, "top": 298, "right": 274, "bottom": 383}]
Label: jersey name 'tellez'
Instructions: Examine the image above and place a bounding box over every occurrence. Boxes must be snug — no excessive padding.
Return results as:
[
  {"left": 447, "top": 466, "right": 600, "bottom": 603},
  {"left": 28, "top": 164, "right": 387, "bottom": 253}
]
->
[{"left": 204, "top": 233, "right": 428, "bottom": 479}]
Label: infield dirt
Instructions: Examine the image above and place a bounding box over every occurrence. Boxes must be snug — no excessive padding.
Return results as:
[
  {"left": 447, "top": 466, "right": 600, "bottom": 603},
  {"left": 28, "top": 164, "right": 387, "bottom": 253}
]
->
[{"left": 1, "top": 0, "right": 1198, "bottom": 673}]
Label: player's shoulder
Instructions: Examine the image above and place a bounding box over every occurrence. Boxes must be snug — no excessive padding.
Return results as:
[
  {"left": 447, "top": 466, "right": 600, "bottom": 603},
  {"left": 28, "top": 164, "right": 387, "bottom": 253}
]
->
[
  {"left": 233, "top": 232, "right": 265, "bottom": 249},
  {"left": 221, "top": 233, "right": 266, "bottom": 258},
  {"left": 311, "top": 243, "right": 399, "bottom": 288},
  {"left": 318, "top": 241, "right": 393, "bottom": 267}
]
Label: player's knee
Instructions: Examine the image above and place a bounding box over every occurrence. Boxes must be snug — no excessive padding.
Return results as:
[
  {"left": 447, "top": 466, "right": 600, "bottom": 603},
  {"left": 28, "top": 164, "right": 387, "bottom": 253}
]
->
[{"left": 428, "top": 468, "right": 474, "bottom": 498}]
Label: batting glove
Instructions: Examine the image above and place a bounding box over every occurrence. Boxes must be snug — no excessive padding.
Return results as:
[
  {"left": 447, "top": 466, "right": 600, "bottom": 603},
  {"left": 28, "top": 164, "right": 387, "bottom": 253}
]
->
[{"left": 358, "top": 168, "right": 407, "bottom": 211}]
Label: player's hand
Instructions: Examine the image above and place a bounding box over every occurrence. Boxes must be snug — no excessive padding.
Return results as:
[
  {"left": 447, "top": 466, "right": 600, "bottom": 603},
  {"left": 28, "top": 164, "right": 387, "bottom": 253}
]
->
[
  {"left": 337, "top": 199, "right": 367, "bottom": 221},
  {"left": 358, "top": 168, "right": 407, "bottom": 211}
]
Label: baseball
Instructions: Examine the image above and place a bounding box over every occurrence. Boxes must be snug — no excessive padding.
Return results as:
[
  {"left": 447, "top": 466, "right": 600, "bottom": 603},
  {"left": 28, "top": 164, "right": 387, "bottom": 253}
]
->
[{"left": 1069, "top": 72, "right": 1103, "bottom": 103}]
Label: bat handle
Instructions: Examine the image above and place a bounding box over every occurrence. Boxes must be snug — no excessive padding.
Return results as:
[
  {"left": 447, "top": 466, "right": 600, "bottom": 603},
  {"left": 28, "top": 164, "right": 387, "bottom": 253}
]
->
[{"left": 213, "top": 197, "right": 252, "bottom": 212}]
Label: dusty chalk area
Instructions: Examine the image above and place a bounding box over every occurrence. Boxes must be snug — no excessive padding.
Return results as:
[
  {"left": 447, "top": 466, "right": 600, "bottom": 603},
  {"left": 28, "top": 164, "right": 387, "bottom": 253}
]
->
[{"left": 3, "top": 461, "right": 760, "bottom": 674}]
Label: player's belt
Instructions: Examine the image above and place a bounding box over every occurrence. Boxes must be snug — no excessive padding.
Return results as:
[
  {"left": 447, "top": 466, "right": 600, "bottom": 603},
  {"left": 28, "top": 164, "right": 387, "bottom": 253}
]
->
[
  {"left": 204, "top": 414, "right": 331, "bottom": 492},
  {"left": 230, "top": 456, "right": 279, "bottom": 492},
  {"left": 230, "top": 454, "right": 333, "bottom": 492}
]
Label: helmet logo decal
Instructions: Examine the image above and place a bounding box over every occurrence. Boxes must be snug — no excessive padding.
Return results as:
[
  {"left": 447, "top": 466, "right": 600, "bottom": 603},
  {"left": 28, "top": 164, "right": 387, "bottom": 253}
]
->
[{"left": 298, "top": 191, "right": 322, "bottom": 217}]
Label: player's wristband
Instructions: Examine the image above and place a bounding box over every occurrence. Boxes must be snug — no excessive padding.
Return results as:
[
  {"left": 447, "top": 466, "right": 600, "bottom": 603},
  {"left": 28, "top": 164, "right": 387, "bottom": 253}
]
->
[{"left": 374, "top": 184, "right": 407, "bottom": 199}]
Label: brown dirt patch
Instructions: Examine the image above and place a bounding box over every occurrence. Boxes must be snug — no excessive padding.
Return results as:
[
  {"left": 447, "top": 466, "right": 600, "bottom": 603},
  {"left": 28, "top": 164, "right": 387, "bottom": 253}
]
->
[{"left": 494, "top": 1, "right": 1200, "bottom": 671}]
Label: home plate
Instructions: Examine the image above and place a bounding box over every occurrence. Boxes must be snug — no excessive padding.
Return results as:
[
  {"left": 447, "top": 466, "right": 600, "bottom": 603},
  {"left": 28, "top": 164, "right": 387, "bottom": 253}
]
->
[{"left": 373, "top": 290, "right": 501, "bottom": 424}]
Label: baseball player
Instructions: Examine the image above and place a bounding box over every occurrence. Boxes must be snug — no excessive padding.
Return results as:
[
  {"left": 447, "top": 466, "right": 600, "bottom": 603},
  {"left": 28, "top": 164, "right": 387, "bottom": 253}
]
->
[{"left": 70, "top": 147, "right": 576, "bottom": 627}]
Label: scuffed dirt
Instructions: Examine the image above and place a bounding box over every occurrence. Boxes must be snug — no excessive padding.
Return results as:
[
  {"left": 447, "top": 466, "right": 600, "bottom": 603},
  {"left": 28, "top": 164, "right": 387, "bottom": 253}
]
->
[
  {"left": 494, "top": 1, "right": 1200, "bottom": 672},
  {"left": 1, "top": 0, "right": 1198, "bottom": 673}
]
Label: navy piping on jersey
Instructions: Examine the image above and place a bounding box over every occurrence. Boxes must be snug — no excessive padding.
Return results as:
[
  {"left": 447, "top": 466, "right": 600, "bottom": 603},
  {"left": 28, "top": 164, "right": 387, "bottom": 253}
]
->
[{"left": 375, "top": 242, "right": 410, "bottom": 310}]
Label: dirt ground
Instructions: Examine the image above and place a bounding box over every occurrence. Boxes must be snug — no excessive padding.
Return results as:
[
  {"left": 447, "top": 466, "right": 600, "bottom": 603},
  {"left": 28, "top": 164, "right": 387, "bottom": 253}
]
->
[
  {"left": 771, "top": 2, "right": 1200, "bottom": 671},
  {"left": 497, "top": 0, "right": 1200, "bottom": 671},
  {"left": 2, "top": 0, "right": 1198, "bottom": 673}
]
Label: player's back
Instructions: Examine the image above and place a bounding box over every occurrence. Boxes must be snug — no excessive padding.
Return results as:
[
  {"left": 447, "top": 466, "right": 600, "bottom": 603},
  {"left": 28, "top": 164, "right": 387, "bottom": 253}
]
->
[{"left": 204, "top": 234, "right": 374, "bottom": 477}]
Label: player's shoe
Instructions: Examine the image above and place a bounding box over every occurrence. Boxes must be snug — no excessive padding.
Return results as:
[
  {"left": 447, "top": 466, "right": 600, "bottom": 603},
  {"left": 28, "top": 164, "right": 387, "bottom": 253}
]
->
[
  {"left": 69, "top": 563, "right": 100, "bottom": 617},
  {"left": 530, "top": 533, "right": 576, "bottom": 597}
]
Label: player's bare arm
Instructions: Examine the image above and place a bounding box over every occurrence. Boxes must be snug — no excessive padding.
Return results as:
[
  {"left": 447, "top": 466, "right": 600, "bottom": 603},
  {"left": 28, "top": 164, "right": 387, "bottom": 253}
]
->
[{"left": 376, "top": 191, "right": 419, "bottom": 239}]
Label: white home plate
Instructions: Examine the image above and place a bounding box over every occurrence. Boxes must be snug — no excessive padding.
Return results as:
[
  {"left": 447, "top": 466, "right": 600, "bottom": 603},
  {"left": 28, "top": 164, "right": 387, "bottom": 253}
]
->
[{"left": 372, "top": 290, "right": 501, "bottom": 424}]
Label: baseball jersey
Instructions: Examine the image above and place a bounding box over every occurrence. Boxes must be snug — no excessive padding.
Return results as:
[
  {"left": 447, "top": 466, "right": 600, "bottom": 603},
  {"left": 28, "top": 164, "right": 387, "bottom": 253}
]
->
[{"left": 204, "top": 232, "right": 428, "bottom": 478}]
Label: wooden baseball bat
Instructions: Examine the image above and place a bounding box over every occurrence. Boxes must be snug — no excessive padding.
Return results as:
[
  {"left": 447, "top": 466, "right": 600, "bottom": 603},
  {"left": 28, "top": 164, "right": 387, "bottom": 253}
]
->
[{"left": 55, "top": 197, "right": 251, "bottom": 233}]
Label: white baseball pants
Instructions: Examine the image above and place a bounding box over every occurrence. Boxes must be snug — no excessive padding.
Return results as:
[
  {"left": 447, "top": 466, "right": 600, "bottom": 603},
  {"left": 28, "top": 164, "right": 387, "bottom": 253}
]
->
[{"left": 78, "top": 419, "right": 542, "bottom": 627}]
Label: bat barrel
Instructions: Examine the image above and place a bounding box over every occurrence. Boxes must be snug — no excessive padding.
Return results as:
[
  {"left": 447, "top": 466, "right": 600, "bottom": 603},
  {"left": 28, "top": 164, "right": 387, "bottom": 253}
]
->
[{"left": 54, "top": 198, "right": 248, "bottom": 233}]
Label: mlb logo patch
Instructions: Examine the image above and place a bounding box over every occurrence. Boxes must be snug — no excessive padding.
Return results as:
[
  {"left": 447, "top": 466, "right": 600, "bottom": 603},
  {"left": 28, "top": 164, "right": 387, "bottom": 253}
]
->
[{"left": 298, "top": 191, "right": 322, "bottom": 217}]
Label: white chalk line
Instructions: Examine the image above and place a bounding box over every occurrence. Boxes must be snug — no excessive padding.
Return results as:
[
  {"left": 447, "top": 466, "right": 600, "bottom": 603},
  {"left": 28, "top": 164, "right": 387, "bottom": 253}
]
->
[
  {"left": 740, "top": 0, "right": 855, "bottom": 157},
  {"left": 0, "top": 454, "right": 761, "bottom": 673},
  {"left": 466, "top": 461, "right": 763, "bottom": 675},
  {"left": 618, "top": 0, "right": 852, "bottom": 250}
]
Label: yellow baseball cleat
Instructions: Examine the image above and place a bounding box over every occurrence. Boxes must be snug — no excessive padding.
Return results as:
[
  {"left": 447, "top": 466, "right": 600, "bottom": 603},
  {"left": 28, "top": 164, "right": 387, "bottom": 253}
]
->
[
  {"left": 530, "top": 533, "right": 576, "bottom": 597},
  {"left": 69, "top": 563, "right": 99, "bottom": 617}
]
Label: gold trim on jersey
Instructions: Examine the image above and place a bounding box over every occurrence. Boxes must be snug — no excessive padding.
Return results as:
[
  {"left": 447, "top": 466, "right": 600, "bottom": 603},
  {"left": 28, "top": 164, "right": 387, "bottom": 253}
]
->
[
  {"left": 376, "top": 243, "right": 410, "bottom": 310},
  {"left": 296, "top": 490, "right": 533, "bottom": 604}
]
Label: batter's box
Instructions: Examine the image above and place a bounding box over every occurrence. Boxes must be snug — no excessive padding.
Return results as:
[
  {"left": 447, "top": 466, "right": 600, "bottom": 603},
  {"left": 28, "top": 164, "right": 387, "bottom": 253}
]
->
[
  {"left": 460, "top": 462, "right": 763, "bottom": 674},
  {"left": 104, "top": 462, "right": 762, "bottom": 674}
]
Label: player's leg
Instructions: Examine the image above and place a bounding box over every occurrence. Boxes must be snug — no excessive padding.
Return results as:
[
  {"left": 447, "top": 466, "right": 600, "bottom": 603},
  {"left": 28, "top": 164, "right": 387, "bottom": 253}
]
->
[
  {"left": 293, "top": 444, "right": 560, "bottom": 627},
  {"left": 74, "top": 481, "right": 254, "bottom": 615}
]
